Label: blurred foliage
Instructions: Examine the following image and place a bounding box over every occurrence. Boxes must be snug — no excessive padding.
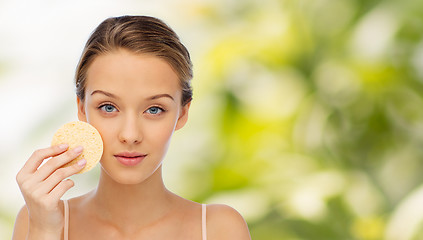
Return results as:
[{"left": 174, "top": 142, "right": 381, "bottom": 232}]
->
[{"left": 180, "top": 0, "right": 423, "bottom": 239}]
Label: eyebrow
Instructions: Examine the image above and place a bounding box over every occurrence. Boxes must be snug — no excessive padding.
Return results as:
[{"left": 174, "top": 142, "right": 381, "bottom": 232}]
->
[
  {"left": 91, "top": 90, "right": 119, "bottom": 99},
  {"left": 90, "top": 90, "right": 174, "bottom": 101},
  {"left": 149, "top": 94, "right": 175, "bottom": 101}
]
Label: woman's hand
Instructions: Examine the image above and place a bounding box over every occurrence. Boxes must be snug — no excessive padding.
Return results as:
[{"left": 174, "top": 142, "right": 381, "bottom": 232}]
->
[{"left": 15, "top": 144, "right": 86, "bottom": 239}]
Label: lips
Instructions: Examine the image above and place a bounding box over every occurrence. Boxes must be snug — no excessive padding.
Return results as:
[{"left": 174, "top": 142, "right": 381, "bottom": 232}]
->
[{"left": 114, "top": 152, "right": 146, "bottom": 166}]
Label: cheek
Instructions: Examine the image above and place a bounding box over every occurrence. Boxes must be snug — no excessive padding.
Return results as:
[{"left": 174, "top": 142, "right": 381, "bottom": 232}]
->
[
  {"left": 145, "top": 118, "right": 177, "bottom": 147},
  {"left": 147, "top": 122, "right": 175, "bottom": 144},
  {"left": 95, "top": 123, "right": 115, "bottom": 145},
  {"left": 85, "top": 113, "right": 117, "bottom": 145}
]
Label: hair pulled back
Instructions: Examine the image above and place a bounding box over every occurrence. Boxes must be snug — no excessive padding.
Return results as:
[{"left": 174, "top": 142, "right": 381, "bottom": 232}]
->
[{"left": 75, "top": 15, "right": 193, "bottom": 105}]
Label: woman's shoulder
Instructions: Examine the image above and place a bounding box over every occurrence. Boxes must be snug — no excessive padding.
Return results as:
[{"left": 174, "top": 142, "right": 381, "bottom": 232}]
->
[
  {"left": 12, "top": 205, "right": 29, "bottom": 240},
  {"left": 205, "top": 204, "right": 251, "bottom": 240}
]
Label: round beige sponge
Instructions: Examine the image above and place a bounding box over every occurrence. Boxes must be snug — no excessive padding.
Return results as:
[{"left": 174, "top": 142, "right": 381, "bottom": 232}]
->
[{"left": 51, "top": 121, "right": 103, "bottom": 174}]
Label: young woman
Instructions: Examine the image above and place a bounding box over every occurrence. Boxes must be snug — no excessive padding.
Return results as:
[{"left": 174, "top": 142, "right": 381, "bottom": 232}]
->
[{"left": 12, "top": 15, "right": 251, "bottom": 240}]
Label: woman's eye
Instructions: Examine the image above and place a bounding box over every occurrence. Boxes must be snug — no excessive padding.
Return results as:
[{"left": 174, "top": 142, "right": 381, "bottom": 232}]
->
[
  {"left": 99, "top": 104, "right": 117, "bottom": 113},
  {"left": 146, "top": 106, "right": 164, "bottom": 115}
]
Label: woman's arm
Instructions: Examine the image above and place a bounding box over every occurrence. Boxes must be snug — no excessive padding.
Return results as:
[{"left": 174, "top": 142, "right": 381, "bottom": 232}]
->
[
  {"left": 12, "top": 144, "right": 86, "bottom": 240},
  {"left": 12, "top": 204, "right": 66, "bottom": 240},
  {"left": 207, "top": 204, "right": 251, "bottom": 240}
]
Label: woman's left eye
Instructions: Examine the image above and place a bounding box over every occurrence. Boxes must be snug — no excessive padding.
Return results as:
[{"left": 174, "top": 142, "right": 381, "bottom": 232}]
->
[{"left": 146, "top": 106, "right": 164, "bottom": 115}]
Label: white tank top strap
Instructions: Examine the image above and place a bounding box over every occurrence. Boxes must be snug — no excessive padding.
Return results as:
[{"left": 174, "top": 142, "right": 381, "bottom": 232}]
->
[
  {"left": 63, "top": 199, "right": 69, "bottom": 240},
  {"left": 202, "top": 204, "right": 207, "bottom": 240}
]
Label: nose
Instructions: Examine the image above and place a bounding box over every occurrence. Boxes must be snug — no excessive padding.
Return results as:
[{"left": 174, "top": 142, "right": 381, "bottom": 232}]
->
[{"left": 118, "top": 114, "right": 142, "bottom": 144}]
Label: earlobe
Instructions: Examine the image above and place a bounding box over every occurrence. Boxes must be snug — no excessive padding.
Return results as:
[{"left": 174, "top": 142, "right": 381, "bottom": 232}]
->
[
  {"left": 175, "top": 102, "right": 191, "bottom": 131},
  {"left": 77, "top": 97, "right": 87, "bottom": 122}
]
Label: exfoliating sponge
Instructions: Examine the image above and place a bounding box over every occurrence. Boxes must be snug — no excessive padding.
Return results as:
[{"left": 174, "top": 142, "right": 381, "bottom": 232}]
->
[{"left": 51, "top": 121, "right": 103, "bottom": 173}]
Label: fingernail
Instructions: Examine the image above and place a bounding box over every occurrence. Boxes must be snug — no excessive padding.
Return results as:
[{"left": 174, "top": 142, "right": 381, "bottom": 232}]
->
[
  {"left": 59, "top": 144, "right": 68, "bottom": 150},
  {"left": 77, "top": 159, "right": 86, "bottom": 167},
  {"left": 73, "top": 146, "right": 83, "bottom": 154}
]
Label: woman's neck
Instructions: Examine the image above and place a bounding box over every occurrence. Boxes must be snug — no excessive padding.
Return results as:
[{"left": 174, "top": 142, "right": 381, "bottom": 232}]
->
[{"left": 88, "top": 166, "right": 174, "bottom": 233}]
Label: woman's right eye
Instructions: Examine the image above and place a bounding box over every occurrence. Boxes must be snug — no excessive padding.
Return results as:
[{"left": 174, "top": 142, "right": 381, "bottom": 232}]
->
[{"left": 99, "top": 104, "right": 117, "bottom": 113}]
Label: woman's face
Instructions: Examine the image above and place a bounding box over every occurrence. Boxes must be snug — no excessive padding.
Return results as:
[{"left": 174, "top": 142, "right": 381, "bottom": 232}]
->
[{"left": 77, "top": 49, "right": 189, "bottom": 184}]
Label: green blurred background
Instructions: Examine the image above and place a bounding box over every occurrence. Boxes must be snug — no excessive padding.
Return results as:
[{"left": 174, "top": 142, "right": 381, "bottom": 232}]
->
[{"left": 1, "top": 0, "right": 423, "bottom": 239}]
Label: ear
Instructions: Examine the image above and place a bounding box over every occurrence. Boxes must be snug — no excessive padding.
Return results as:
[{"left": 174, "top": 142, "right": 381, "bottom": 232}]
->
[
  {"left": 77, "top": 97, "right": 87, "bottom": 122},
  {"left": 175, "top": 102, "right": 191, "bottom": 131}
]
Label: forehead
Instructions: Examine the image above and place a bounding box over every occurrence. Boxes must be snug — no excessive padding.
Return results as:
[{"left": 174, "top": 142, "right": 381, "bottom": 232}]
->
[{"left": 85, "top": 50, "right": 181, "bottom": 99}]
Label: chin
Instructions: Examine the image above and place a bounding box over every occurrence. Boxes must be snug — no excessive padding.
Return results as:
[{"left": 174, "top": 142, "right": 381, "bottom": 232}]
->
[
  {"left": 100, "top": 162, "right": 162, "bottom": 185},
  {"left": 115, "top": 176, "right": 148, "bottom": 185}
]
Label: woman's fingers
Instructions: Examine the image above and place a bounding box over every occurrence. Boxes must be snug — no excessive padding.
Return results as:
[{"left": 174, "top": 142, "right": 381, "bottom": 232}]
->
[
  {"left": 31, "top": 146, "right": 83, "bottom": 183},
  {"left": 48, "top": 179, "right": 75, "bottom": 200},
  {"left": 38, "top": 158, "right": 86, "bottom": 195},
  {"left": 16, "top": 144, "right": 70, "bottom": 194},
  {"left": 16, "top": 144, "right": 85, "bottom": 206},
  {"left": 17, "top": 144, "right": 69, "bottom": 176}
]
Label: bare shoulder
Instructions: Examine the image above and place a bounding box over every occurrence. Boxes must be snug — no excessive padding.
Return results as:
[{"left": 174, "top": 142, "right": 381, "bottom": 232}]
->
[
  {"left": 12, "top": 205, "right": 29, "bottom": 240},
  {"left": 206, "top": 204, "right": 251, "bottom": 240}
]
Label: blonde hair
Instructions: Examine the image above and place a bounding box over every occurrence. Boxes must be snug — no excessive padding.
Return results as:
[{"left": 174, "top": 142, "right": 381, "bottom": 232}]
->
[{"left": 75, "top": 15, "right": 193, "bottom": 105}]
